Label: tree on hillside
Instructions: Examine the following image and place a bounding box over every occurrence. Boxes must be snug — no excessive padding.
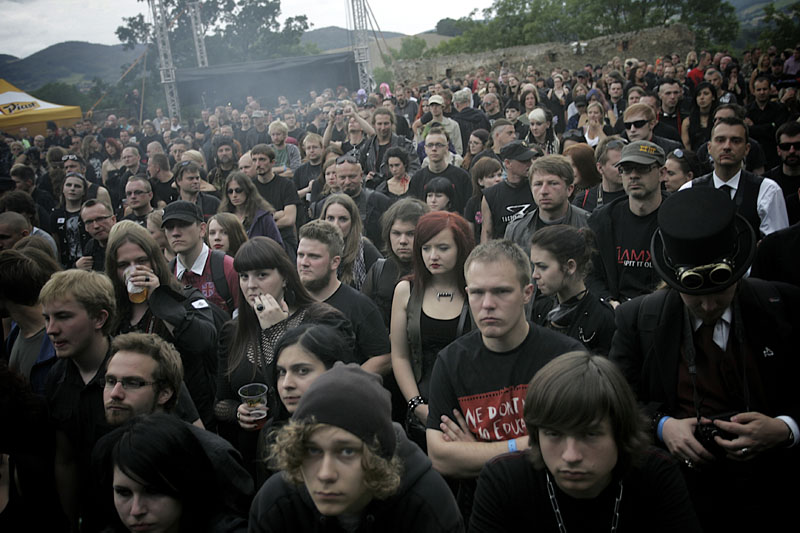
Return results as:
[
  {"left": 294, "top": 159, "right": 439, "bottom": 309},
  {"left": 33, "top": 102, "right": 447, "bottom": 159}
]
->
[
  {"left": 759, "top": 2, "right": 800, "bottom": 52},
  {"left": 116, "top": 0, "right": 316, "bottom": 66},
  {"left": 391, "top": 36, "right": 428, "bottom": 60},
  {"left": 432, "top": 0, "right": 739, "bottom": 56}
]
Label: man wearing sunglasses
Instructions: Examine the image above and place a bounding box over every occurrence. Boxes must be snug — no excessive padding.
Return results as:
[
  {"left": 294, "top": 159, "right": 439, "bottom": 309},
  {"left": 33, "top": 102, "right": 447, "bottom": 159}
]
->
[
  {"left": 610, "top": 187, "right": 800, "bottom": 533},
  {"left": 586, "top": 141, "right": 666, "bottom": 309},
  {"left": 621, "top": 103, "right": 681, "bottom": 155},
  {"left": 766, "top": 121, "right": 800, "bottom": 213}
]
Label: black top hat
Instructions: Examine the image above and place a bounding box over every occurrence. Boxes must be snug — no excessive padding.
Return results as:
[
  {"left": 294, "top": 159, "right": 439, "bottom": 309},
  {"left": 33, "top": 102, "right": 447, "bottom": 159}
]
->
[{"left": 651, "top": 188, "right": 756, "bottom": 295}]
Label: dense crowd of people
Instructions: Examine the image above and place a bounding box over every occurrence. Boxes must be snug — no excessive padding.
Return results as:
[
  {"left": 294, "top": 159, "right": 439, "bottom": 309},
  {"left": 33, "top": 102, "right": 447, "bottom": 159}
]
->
[{"left": 1, "top": 42, "right": 799, "bottom": 532}]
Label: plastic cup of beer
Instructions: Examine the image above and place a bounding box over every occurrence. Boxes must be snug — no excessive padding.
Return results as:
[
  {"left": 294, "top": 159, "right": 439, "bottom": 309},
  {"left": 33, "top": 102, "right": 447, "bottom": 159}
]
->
[
  {"left": 124, "top": 265, "right": 148, "bottom": 303},
  {"left": 238, "top": 383, "right": 269, "bottom": 429}
]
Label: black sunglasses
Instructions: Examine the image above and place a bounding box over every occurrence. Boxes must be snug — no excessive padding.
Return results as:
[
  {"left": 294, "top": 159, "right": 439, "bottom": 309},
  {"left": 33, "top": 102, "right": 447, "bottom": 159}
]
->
[
  {"left": 227, "top": 187, "right": 244, "bottom": 195},
  {"left": 336, "top": 152, "right": 360, "bottom": 165},
  {"left": 624, "top": 119, "right": 649, "bottom": 129},
  {"left": 778, "top": 141, "right": 800, "bottom": 151}
]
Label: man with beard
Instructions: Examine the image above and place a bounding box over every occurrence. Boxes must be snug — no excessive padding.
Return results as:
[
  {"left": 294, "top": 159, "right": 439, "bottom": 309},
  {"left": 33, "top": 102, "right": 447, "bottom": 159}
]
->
[
  {"left": 360, "top": 107, "right": 419, "bottom": 184},
  {"left": 362, "top": 198, "right": 429, "bottom": 328},
  {"left": 336, "top": 154, "right": 392, "bottom": 250},
  {"left": 90, "top": 332, "right": 253, "bottom": 529},
  {"left": 268, "top": 120, "right": 301, "bottom": 178},
  {"left": 296, "top": 220, "right": 391, "bottom": 375},
  {"left": 766, "top": 121, "right": 800, "bottom": 224},
  {"left": 76, "top": 199, "right": 116, "bottom": 272},
  {"left": 396, "top": 86, "right": 419, "bottom": 125},
  {"left": 207, "top": 137, "right": 237, "bottom": 195}
]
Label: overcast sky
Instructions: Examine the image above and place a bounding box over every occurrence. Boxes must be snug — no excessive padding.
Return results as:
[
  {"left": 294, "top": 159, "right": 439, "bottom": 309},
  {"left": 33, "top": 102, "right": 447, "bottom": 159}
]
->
[{"left": 0, "top": 0, "right": 494, "bottom": 59}]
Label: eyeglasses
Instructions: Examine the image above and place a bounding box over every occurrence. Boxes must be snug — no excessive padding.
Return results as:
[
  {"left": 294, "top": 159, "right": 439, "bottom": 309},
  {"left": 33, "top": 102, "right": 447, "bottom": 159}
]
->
[
  {"left": 425, "top": 142, "right": 447, "bottom": 149},
  {"left": 104, "top": 376, "right": 157, "bottom": 390},
  {"left": 83, "top": 214, "right": 113, "bottom": 226},
  {"left": 126, "top": 190, "right": 149, "bottom": 197},
  {"left": 61, "top": 154, "right": 78, "bottom": 161},
  {"left": 619, "top": 163, "right": 658, "bottom": 175},
  {"left": 624, "top": 119, "right": 649, "bottom": 129},
  {"left": 227, "top": 187, "right": 244, "bottom": 195},
  {"left": 778, "top": 141, "right": 800, "bottom": 151}
]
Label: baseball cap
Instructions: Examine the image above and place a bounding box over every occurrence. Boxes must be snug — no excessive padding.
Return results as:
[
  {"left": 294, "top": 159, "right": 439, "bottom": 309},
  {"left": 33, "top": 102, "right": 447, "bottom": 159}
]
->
[
  {"left": 615, "top": 140, "right": 666, "bottom": 167},
  {"left": 161, "top": 201, "right": 204, "bottom": 227},
  {"left": 429, "top": 95, "right": 445, "bottom": 106},
  {"left": 500, "top": 140, "right": 536, "bottom": 161}
]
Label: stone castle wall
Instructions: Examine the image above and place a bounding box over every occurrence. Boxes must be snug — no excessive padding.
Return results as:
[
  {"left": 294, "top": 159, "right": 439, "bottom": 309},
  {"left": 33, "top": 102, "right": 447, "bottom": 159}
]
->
[{"left": 391, "top": 24, "right": 695, "bottom": 82}]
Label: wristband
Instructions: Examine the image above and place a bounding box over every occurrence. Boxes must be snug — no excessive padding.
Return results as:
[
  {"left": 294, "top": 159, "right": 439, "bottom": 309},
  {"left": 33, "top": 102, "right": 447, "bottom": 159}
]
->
[
  {"left": 507, "top": 438, "right": 517, "bottom": 452},
  {"left": 657, "top": 416, "right": 670, "bottom": 442},
  {"left": 407, "top": 395, "right": 426, "bottom": 412}
]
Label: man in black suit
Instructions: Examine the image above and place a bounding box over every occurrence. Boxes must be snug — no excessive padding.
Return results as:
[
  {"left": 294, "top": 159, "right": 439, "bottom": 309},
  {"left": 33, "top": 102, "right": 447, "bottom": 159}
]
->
[
  {"left": 610, "top": 187, "right": 800, "bottom": 532},
  {"left": 680, "top": 116, "right": 788, "bottom": 238}
]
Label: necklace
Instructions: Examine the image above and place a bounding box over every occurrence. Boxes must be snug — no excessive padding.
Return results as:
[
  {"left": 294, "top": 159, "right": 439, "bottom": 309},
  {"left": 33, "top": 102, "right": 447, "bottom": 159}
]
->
[
  {"left": 546, "top": 472, "right": 623, "bottom": 533},
  {"left": 436, "top": 291, "right": 454, "bottom": 301}
]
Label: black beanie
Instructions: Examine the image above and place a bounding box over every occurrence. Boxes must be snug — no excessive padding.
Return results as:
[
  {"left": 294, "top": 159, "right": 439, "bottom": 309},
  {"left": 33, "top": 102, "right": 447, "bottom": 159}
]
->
[{"left": 292, "top": 362, "right": 396, "bottom": 458}]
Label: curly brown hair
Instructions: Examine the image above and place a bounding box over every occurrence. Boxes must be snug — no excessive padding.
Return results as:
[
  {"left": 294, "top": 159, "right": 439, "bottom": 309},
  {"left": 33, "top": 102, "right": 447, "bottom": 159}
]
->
[{"left": 270, "top": 419, "right": 403, "bottom": 499}]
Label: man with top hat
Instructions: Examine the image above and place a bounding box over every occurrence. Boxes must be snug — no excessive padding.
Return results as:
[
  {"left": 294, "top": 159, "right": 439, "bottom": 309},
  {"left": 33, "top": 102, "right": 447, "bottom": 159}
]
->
[
  {"left": 586, "top": 140, "right": 667, "bottom": 308},
  {"left": 610, "top": 187, "right": 800, "bottom": 532}
]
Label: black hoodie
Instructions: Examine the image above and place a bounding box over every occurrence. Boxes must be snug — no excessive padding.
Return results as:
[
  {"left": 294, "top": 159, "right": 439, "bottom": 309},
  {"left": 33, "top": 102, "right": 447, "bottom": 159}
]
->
[{"left": 248, "top": 424, "right": 464, "bottom": 532}]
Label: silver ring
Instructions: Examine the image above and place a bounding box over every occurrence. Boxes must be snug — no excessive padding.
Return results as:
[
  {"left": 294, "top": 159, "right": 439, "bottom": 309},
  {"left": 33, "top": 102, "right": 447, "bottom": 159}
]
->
[
  {"left": 684, "top": 459, "right": 694, "bottom": 469},
  {"left": 740, "top": 447, "right": 749, "bottom": 456},
  {"left": 236, "top": 411, "right": 240, "bottom": 420},
  {"left": 256, "top": 304, "right": 265, "bottom": 312}
]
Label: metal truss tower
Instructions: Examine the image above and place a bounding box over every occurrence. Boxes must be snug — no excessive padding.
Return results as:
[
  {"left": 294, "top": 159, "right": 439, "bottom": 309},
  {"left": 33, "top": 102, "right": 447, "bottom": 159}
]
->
[
  {"left": 148, "top": 0, "right": 181, "bottom": 120},
  {"left": 351, "top": 0, "right": 372, "bottom": 92},
  {"left": 188, "top": 2, "right": 209, "bottom": 68}
]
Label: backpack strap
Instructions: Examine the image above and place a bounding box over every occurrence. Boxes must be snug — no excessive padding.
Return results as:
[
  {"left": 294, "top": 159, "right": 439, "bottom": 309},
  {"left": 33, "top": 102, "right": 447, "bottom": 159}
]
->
[{"left": 209, "top": 249, "right": 234, "bottom": 312}]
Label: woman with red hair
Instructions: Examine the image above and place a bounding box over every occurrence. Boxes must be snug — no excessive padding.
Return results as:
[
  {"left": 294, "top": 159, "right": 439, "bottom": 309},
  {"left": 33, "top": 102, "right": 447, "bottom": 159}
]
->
[{"left": 390, "top": 211, "right": 475, "bottom": 448}]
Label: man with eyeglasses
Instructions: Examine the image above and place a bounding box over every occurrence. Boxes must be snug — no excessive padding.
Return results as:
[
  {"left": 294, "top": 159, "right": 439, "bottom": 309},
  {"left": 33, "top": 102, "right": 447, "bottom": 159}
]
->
[
  {"left": 681, "top": 116, "right": 788, "bottom": 238},
  {"left": 408, "top": 127, "right": 472, "bottom": 213},
  {"left": 89, "top": 332, "right": 252, "bottom": 529},
  {"left": 622, "top": 103, "right": 682, "bottom": 155},
  {"left": 610, "top": 187, "right": 800, "bottom": 533},
  {"left": 587, "top": 141, "right": 667, "bottom": 309},
  {"left": 121, "top": 176, "right": 154, "bottom": 227},
  {"left": 77, "top": 199, "right": 117, "bottom": 272}
]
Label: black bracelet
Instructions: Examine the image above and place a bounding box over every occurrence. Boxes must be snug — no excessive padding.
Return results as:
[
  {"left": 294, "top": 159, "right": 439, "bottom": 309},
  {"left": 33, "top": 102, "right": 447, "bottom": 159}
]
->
[{"left": 407, "top": 395, "right": 426, "bottom": 413}]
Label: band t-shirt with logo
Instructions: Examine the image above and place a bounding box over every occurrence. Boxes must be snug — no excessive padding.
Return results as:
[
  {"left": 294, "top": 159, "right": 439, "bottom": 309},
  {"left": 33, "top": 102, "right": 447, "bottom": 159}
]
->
[
  {"left": 610, "top": 206, "right": 661, "bottom": 300},
  {"left": 426, "top": 324, "right": 582, "bottom": 442},
  {"left": 482, "top": 180, "right": 534, "bottom": 239}
]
